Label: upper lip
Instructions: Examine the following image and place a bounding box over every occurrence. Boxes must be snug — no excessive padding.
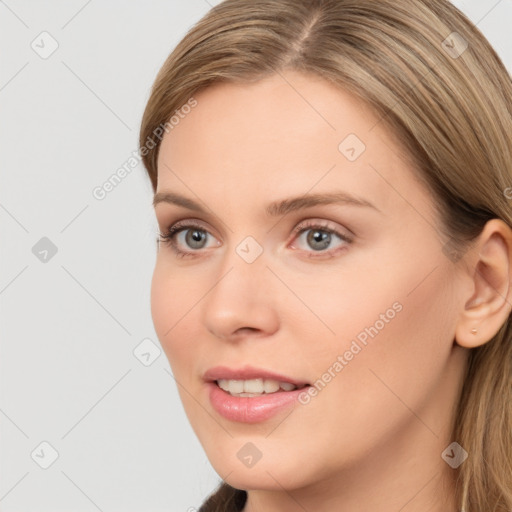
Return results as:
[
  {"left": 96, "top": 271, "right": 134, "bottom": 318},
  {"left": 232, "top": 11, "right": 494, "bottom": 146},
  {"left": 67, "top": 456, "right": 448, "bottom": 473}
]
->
[{"left": 203, "top": 365, "right": 310, "bottom": 387}]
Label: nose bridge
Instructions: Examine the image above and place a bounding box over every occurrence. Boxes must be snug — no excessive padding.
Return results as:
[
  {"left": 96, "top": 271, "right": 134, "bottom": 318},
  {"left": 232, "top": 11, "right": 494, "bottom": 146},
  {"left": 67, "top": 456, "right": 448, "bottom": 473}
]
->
[
  {"left": 213, "top": 231, "right": 268, "bottom": 299},
  {"left": 201, "top": 237, "right": 278, "bottom": 340}
]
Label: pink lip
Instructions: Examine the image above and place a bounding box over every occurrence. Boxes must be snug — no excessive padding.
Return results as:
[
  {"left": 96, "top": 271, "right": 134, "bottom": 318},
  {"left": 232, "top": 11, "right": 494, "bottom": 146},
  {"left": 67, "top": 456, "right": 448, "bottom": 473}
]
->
[
  {"left": 203, "top": 365, "right": 310, "bottom": 423},
  {"left": 207, "top": 382, "right": 307, "bottom": 423}
]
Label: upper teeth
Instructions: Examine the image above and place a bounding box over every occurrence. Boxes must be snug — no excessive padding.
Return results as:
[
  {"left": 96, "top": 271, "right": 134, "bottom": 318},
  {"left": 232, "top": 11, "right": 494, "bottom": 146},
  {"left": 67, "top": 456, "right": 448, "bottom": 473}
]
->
[{"left": 217, "top": 378, "right": 298, "bottom": 395}]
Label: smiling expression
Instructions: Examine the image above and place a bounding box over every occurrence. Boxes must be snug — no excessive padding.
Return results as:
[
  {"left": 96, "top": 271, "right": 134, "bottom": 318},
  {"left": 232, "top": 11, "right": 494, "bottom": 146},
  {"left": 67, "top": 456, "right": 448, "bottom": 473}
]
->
[{"left": 150, "top": 69, "right": 468, "bottom": 494}]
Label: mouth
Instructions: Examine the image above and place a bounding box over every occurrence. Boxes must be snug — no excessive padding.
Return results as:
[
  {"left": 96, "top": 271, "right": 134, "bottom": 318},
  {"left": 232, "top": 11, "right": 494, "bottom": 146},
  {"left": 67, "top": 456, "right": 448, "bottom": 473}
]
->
[{"left": 203, "top": 366, "right": 311, "bottom": 423}]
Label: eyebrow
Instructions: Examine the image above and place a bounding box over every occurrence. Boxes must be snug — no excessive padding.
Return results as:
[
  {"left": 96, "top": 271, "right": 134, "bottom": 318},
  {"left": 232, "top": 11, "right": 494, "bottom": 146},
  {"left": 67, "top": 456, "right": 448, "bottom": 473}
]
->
[{"left": 153, "top": 190, "right": 380, "bottom": 216}]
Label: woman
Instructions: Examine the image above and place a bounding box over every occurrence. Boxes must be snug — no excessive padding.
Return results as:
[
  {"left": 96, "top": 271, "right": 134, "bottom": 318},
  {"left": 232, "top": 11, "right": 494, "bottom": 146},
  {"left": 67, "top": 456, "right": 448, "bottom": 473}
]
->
[{"left": 139, "top": 0, "right": 512, "bottom": 510}]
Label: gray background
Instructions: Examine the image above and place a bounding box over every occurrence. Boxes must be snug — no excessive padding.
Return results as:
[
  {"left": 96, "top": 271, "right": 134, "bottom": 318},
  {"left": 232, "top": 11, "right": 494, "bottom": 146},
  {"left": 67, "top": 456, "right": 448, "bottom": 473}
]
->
[{"left": 0, "top": 1, "right": 510, "bottom": 511}]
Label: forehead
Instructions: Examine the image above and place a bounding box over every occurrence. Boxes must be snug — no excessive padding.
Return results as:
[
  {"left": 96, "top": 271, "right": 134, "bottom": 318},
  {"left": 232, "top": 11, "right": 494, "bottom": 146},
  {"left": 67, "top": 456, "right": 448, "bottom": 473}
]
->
[{"left": 155, "top": 70, "right": 433, "bottom": 221}]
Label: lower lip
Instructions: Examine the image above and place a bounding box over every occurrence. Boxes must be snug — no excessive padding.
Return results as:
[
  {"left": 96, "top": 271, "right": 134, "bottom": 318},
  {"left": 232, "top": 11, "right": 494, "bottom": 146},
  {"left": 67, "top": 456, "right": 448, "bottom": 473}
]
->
[{"left": 207, "top": 382, "right": 308, "bottom": 423}]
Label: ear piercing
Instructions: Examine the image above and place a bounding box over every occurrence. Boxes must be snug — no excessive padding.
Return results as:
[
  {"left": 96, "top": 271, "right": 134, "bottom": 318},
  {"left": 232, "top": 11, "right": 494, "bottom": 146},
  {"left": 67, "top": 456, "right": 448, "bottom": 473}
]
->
[{"left": 471, "top": 328, "right": 478, "bottom": 334}]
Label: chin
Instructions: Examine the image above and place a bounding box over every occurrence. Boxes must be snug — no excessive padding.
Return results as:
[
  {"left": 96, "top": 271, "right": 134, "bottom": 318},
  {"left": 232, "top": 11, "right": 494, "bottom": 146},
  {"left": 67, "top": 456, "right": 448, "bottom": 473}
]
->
[{"left": 203, "top": 443, "right": 319, "bottom": 492}]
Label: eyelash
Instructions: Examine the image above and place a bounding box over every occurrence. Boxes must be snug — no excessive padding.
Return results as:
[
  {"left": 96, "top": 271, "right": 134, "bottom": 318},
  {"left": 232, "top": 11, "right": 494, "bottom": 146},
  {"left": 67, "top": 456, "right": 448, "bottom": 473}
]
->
[{"left": 158, "top": 220, "right": 353, "bottom": 259}]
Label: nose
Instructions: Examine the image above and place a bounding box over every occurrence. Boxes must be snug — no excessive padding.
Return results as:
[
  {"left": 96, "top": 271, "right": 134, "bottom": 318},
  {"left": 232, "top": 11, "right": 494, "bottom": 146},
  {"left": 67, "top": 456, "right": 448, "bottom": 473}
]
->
[{"left": 201, "top": 250, "right": 280, "bottom": 342}]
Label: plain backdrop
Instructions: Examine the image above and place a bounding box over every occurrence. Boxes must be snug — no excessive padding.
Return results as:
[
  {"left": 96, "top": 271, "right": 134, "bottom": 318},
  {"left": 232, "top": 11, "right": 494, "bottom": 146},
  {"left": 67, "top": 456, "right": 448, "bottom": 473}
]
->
[{"left": 0, "top": 1, "right": 511, "bottom": 511}]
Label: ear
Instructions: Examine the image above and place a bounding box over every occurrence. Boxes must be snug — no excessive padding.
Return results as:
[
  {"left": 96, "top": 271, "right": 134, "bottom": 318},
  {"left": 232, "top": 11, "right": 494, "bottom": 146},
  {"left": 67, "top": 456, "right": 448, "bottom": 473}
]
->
[{"left": 455, "top": 219, "right": 512, "bottom": 348}]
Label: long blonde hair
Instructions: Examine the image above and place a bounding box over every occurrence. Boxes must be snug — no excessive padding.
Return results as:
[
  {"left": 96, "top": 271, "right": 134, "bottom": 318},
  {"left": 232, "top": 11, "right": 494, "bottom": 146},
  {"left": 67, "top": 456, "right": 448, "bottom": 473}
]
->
[{"left": 139, "top": 1, "right": 512, "bottom": 510}]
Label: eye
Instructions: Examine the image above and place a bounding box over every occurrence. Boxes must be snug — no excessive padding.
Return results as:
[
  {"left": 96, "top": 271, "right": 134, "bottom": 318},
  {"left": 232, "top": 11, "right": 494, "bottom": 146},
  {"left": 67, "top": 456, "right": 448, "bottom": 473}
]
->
[
  {"left": 158, "top": 220, "right": 218, "bottom": 258},
  {"left": 289, "top": 220, "right": 353, "bottom": 258},
  {"left": 158, "top": 219, "right": 353, "bottom": 259}
]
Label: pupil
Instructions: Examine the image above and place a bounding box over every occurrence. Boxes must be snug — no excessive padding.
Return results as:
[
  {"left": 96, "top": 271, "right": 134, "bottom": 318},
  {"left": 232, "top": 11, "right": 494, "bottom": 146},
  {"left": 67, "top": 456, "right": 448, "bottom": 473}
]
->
[
  {"left": 187, "top": 230, "right": 205, "bottom": 248},
  {"left": 309, "top": 230, "right": 330, "bottom": 251}
]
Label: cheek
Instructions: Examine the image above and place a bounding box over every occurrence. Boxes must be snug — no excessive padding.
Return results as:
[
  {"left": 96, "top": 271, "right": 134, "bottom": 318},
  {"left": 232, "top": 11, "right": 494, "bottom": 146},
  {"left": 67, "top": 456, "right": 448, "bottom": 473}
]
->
[
  {"left": 310, "top": 259, "right": 456, "bottom": 426},
  {"left": 309, "top": 237, "right": 452, "bottom": 358},
  {"left": 150, "top": 264, "right": 171, "bottom": 347},
  {"left": 292, "top": 241, "right": 456, "bottom": 412},
  {"left": 150, "top": 262, "right": 199, "bottom": 372},
  {"left": 150, "top": 264, "right": 214, "bottom": 442},
  {"left": 276, "top": 259, "right": 411, "bottom": 363}
]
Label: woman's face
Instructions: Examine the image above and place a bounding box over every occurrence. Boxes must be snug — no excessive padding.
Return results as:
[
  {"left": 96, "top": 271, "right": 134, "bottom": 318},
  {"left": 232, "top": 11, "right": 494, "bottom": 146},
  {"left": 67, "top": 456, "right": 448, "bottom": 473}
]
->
[{"left": 151, "top": 70, "right": 468, "bottom": 496}]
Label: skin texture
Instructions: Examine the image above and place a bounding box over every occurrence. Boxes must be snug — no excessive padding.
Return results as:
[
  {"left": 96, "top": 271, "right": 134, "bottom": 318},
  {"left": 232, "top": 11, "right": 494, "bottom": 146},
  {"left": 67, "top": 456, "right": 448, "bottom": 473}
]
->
[{"left": 150, "top": 70, "right": 512, "bottom": 512}]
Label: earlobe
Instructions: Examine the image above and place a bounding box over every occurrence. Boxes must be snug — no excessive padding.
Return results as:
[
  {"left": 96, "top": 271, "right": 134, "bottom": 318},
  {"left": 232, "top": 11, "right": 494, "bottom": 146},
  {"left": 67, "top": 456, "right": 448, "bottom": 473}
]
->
[{"left": 455, "top": 219, "right": 512, "bottom": 349}]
